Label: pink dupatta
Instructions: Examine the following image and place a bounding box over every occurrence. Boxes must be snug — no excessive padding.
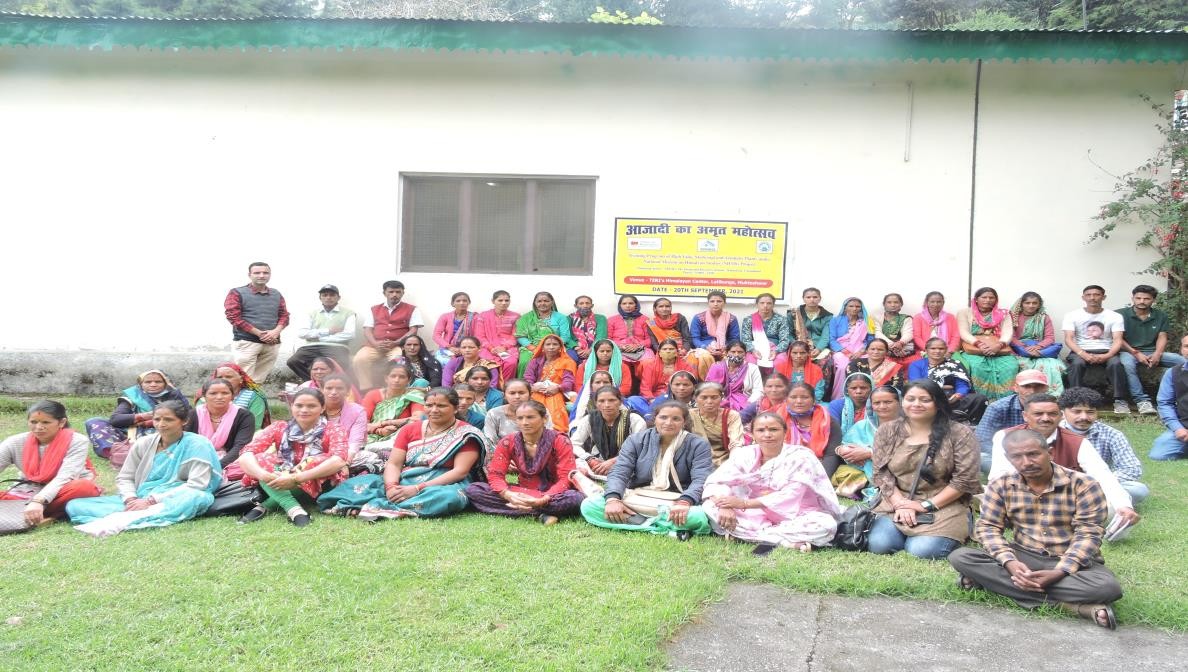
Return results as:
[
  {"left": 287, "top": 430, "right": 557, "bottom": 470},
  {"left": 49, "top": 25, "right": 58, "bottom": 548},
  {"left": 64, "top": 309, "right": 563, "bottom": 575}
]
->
[
  {"left": 702, "top": 310, "right": 729, "bottom": 350},
  {"left": 198, "top": 404, "right": 240, "bottom": 455}
]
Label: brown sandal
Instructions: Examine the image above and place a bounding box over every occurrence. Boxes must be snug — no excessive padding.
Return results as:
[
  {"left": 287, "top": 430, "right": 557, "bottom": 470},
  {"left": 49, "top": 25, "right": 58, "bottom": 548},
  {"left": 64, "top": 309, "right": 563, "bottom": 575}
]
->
[{"left": 1065, "top": 603, "right": 1117, "bottom": 630}]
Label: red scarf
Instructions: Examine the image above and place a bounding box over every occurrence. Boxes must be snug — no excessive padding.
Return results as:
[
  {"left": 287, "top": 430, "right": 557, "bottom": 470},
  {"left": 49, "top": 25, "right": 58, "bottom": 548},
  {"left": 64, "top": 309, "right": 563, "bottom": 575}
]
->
[
  {"left": 21, "top": 429, "right": 75, "bottom": 483},
  {"left": 647, "top": 313, "right": 681, "bottom": 345},
  {"left": 787, "top": 406, "right": 832, "bottom": 458}
]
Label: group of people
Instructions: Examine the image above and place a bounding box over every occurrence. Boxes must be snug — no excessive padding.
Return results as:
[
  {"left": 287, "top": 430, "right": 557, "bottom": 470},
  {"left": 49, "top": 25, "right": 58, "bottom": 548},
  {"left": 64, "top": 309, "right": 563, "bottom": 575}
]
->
[{"left": 1, "top": 265, "right": 1181, "bottom": 632}]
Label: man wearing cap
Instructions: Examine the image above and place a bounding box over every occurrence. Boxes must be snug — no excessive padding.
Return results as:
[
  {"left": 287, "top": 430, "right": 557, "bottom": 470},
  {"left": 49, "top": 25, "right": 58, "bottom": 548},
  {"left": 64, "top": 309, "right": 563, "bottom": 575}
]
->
[
  {"left": 352, "top": 280, "right": 425, "bottom": 389},
  {"left": 224, "top": 261, "right": 289, "bottom": 382},
  {"left": 1151, "top": 334, "right": 1188, "bottom": 460},
  {"left": 975, "top": 369, "right": 1050, "bottom": 474},
  {"left": 987, "top": 393, "right": 1141, "bottom": 540},
  {"left": 285, "top": 284, "right": 357, "bottom": 382}
]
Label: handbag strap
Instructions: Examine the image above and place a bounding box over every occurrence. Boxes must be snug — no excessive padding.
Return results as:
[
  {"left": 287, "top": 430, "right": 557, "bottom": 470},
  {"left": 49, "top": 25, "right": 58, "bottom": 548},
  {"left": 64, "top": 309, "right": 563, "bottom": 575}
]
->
[{"left": 904, "top": 439, "right": 936, "bottom": 501}]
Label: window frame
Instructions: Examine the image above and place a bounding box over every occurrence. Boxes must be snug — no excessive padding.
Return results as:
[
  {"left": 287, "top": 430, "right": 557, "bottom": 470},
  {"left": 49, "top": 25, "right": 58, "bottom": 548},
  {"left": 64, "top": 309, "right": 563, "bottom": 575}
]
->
[{"left": 400, "top": 172, "right": 596, "bottom": 276}]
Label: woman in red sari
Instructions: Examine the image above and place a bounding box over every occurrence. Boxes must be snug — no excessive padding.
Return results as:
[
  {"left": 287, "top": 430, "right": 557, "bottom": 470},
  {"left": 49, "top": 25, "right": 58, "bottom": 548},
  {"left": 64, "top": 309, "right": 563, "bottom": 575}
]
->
[
  {"left": 785, "top": 382, "right": 844, "bottom": 479},
  {"left": 845, "top": 338, "right": 906, "bottom": 393},
  {"left": 464, "top": 400, "right": 584, "bottom": 524},
  {"left": 775, "top": 341, "right": 826, "bottom": 402},
  {"left": 607, "top": 294, "right": 655, "bottom": 381},
  {"left": 0, "top": 400, "right": 100, "bottom": 526},
  {"left": 523, "top": 334, "right": 578, "bottom": 433}
]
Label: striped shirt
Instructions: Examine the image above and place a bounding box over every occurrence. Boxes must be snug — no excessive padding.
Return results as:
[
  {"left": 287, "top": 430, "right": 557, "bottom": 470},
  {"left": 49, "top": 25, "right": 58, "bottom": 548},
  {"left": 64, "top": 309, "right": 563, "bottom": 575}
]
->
[{"left": 977, "top": 464, "right": 1107, "bottom": 575}]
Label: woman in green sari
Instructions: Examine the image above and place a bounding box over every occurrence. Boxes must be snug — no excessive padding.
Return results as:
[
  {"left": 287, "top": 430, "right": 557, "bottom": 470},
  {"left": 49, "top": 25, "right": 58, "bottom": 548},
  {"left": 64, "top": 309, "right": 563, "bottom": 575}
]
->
[
  {"left": 319, "top": 387, "right": 486, "bottom": 520},
  {"left": 1009, "top": 291, "right": 1066, "bottom": 394},
  {"left": 514, "top": 291, "right": 575, "bottom": 377},
  {"left": 954, "top": 287, "right": 1018, "bottom": 400},
  {"left": 361, "top": 363, "right": 425, "bottom": 443},
  {"left": 833, "top": 385, "right": 902, "bottom": 503}
]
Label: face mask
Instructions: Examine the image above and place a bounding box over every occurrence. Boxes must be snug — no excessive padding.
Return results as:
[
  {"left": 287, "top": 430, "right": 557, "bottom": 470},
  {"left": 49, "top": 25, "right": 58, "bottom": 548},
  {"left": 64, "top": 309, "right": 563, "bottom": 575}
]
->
[
  {"left": 577, "top": 307, "right": 592, "bottom": 317},
  {"left": 727, "top": 355, "right": 744, "bottom": 366}
]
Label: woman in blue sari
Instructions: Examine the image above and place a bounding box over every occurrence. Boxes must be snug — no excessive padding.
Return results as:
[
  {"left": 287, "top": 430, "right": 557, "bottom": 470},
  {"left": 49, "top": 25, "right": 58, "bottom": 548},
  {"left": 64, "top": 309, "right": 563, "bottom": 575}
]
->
[
  {"left": 85, "top": 369, "right": 190, "bottom": 458},
  {"left": 67, "top": 400, "right": 221, "bottom": 537},
  {"left": 318, "top": 387, "right": 486, "bottom": 520},
  {"left": 833, "top": 385, "right": 902, "bottom": 503}
]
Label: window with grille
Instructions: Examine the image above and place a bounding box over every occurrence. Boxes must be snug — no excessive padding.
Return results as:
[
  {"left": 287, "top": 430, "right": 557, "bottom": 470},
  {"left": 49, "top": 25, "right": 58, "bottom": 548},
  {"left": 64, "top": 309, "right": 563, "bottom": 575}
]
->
[{"left": 401, "top": 174, "right": 595, "bottom": 275}]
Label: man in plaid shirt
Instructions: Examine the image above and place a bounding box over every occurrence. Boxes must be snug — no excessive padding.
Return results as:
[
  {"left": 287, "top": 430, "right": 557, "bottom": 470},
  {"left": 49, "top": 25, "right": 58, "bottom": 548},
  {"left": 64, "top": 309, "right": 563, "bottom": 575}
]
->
[
  {"left": 1059, "top": 387, "right": 1149, "bottom": 505},
  {"left": 950, "top": 428, "right": 1123, "bottom": 629}
]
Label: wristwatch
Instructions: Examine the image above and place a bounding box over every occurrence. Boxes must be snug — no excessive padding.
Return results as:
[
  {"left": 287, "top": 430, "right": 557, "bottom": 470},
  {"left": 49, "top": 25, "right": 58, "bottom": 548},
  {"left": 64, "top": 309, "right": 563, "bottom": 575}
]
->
[{"left": 921, "top": 499, "right": 936, "bottom": 512}]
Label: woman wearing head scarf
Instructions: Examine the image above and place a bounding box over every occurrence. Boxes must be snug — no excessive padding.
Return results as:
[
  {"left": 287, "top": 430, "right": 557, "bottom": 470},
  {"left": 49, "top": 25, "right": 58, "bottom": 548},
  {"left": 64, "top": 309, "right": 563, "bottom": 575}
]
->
[
  {"left": 196, "top": 362, "right": 271, "bottom": 430},
  {"left": 954, "top": 287, "right": 1017, "bottom": 400},
  {"left": 1009, "top": 291, "right": 1065, "bottom": 394},
  {"left": 85, "top": 369, "right": 191, "bottom": 458},
  {"left": 828, "top": 298, "right": 875, "bottom": 399}
]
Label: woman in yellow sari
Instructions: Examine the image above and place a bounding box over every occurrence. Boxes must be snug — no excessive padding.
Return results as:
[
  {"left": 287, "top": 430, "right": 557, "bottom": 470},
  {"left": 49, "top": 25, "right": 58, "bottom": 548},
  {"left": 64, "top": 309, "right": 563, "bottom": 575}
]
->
[{"left": 523, "top": 334, "right": 578, "bottom": 433}]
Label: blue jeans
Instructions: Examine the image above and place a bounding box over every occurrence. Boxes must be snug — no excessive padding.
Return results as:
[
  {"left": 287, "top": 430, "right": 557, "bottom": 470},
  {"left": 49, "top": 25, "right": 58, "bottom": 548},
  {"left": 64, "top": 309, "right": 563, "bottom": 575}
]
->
[
  {"left": 1119, "top": 351, "right": 1187, "bottom": 402},
  {"left": 867, "top": 514, "right": 963, "bottom": 559},
  {"left": 1120, "top": 480, "right": 1150, "bottom": 505},
  {"left": 1150, "top": 430, "right": 1187, "bottom": 460}
]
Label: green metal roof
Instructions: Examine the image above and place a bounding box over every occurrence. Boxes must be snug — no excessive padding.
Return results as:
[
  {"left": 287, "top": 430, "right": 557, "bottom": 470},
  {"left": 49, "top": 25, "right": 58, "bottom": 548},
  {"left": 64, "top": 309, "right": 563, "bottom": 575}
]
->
[{"left": 0, "top": 14, "right": 1185, "bottom": 63}]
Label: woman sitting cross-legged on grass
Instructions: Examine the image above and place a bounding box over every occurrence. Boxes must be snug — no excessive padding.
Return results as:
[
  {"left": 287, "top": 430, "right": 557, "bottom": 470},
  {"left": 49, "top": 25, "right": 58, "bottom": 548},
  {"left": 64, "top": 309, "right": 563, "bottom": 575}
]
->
[
  {"left": 183, "top": 378, "right": 256, "bottom": 482},
  {"left": 318, "top": 387, "right": 486, "bottom": 521},
  {"left": 702, "top": 412, "right": 843, "bottom": 554},
  {"left": 868, "top": 379, "right": 981, "bottom": 559},
  {"left": 580, "top": 401, "right": 713, "bottom": 538},
  {"left": 464, "top": 400, "right": 584, "bottom": 524},
  {"left": 569, "top": 386, "right": 648, "bottom": 495},
  {"left": 67, "top": 401, "right": 222, "bottom": 537},
  {"left": 0, "top": 401, "right": 100, "bottom": 527},
  {"left": 85, "top": 368, "right": 191, "bottom": 458},
  {"left": 236, "top": 389, "right": 349, "bottom": 527}
]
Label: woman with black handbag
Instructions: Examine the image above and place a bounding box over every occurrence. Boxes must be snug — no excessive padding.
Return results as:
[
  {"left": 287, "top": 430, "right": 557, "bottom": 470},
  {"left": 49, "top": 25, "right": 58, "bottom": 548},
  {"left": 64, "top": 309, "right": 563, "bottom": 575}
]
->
[{"left": 868, "top": 379, "right": 981, "bottom": 559}]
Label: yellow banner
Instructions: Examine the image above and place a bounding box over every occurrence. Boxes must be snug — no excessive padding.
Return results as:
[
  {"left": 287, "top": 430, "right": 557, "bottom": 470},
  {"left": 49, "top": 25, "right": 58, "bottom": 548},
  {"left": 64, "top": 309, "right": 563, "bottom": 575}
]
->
[{"left": 613, "top": 218, "right": 788, "bottom": 300}]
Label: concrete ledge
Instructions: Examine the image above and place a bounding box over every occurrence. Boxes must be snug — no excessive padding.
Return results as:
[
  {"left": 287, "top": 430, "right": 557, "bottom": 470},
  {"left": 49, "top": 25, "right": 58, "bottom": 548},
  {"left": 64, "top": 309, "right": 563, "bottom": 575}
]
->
[{"left": 0, "top": 351, "right": 298, "bottom": 396}]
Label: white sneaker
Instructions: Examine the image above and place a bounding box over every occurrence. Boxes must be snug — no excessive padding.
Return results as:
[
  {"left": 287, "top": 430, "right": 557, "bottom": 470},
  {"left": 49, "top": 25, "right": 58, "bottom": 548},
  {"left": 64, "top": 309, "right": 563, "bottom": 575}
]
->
[
  {"left": 1113, "top": 400, "right": 1132, "bottom": 415},
  {"left": 1137, "top": 400, "right": 1157, "bottom": 415}
]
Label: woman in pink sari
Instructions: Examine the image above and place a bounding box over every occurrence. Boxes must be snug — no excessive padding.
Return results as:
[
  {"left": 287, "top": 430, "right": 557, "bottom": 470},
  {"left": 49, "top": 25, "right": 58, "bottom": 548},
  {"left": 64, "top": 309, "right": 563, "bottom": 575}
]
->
[
  {"left": 474, "top": 290, "right": 520, "bottom": 386},
  {"left": 607, "top": 294, "right": 655, "bottom": 382},
  {"left": 702, "top": 412, "right": 843, "bottom": 553},
  {"left": 432, "top": 291, "right": 479, "bottom": 367},
  {"left": 828, "top": 298, "right": 875, "bottom": 399},
  {"left": 912, "top": 291, "right": 961, "bottom": 355}
]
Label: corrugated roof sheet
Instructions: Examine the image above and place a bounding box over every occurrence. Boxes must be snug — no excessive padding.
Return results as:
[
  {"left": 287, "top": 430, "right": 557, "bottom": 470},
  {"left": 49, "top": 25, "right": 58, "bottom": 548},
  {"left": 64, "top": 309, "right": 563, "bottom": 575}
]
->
[{"left": 0, "top": 13, "right": 1185, "bottom": 62}]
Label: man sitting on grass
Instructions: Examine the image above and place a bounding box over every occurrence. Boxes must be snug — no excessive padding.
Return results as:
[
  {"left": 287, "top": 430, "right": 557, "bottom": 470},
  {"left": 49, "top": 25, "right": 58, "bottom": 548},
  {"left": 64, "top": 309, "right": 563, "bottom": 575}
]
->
[
  {"left": 1058, "top": 387, "right": 1148, "bottom": 505},
  {"left": 975, "top": 369, "right": 1049, "bottom": 474},
  {"left": 950, "top": 428, "right": 1123, "bottom": 629}
]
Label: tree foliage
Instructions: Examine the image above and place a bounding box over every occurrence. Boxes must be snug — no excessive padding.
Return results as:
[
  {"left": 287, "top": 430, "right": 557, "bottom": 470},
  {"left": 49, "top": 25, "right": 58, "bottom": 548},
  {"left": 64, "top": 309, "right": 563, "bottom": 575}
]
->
[
  {"left": 0, "top": 0, "right": 1182, "bottom": 31},
  {"left": 1088, "top": 96, "right": 1188, "bottom": 339}
]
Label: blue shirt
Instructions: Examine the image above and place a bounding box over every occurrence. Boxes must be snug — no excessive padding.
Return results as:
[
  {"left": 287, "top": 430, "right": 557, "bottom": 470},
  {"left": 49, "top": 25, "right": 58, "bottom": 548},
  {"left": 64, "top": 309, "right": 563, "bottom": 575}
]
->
[
  {"left": 976, "top": 394, "right": 1025, "bottom": 456},
  {"left": 690, "top": 313, "right": 740, "bottom": 349},
  {"left": 906, "top": 358, "right": 972, "bottom": 395},
  {"left": 1157, "top": 365, "right": 1186, "bottom": 433}
]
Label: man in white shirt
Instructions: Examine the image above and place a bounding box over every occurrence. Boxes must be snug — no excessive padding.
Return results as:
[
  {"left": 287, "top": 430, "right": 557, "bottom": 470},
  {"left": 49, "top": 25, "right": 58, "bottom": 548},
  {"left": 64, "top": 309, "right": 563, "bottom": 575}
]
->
[
  {"left": 1061, "top": 285, "right": 1128, "bottom": 414},
  {"left": 285, "top": 284, "right": 357, "bottom": 381},
  {"left": 988, "top": 392, "right": 1141, "bottom": 538}
]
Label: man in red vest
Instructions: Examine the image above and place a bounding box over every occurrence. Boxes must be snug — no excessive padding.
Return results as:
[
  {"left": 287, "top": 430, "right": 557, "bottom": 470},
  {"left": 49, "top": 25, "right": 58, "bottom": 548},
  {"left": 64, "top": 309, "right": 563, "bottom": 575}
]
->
[{"left": 352, "top": 280, "right": 424, "bottom": 389}]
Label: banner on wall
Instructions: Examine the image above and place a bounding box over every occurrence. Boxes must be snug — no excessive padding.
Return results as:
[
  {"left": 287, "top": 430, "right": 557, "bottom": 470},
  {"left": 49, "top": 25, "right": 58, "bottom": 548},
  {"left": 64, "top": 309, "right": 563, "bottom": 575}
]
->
[{"left": 613, "top": 218, "right": 788, "bottom": 300}]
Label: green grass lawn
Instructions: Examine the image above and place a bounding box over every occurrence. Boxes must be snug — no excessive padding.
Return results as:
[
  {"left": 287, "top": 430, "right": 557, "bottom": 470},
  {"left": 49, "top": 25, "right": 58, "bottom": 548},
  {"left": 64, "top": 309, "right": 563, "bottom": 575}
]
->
[{"left": 1, "top": 397, "right": 1186, "bottom": 671}]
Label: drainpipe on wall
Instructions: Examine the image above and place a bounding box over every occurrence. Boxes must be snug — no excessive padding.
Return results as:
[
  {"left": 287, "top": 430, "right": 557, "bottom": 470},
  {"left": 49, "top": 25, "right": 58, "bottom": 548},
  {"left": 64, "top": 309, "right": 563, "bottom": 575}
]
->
[{"left": 967, "top": 58, "right": 983, "bottom": 301}]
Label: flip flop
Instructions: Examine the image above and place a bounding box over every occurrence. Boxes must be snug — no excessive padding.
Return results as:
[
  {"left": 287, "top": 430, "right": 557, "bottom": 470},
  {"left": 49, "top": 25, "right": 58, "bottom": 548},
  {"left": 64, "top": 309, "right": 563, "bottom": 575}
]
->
[{"left": 1076, "top": 603, "right": 1118, "bottom": 630}]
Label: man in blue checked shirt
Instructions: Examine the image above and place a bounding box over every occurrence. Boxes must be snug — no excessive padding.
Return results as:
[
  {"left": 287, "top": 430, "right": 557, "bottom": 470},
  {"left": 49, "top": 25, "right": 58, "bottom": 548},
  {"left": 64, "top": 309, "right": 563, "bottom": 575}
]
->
[{"left": 1058, "top": 387, "right": 1148, "bottom": 505}]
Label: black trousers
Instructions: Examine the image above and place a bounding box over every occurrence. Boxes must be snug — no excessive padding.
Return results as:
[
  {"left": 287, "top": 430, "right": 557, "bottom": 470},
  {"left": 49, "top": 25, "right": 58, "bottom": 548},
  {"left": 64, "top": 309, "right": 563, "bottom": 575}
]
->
[
  {"left": 286, "top": 344, "right": 352, "bottom": 381},
  {"left": 1066, "top": 351, "right": 1126, "bottom": 400}
]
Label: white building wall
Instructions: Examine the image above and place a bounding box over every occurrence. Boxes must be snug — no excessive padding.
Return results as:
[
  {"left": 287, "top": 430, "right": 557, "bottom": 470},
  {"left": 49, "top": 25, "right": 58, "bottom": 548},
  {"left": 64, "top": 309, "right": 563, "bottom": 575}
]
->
[{"left": 0, "top": 47, "right": 1177, "bottom": 356}]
